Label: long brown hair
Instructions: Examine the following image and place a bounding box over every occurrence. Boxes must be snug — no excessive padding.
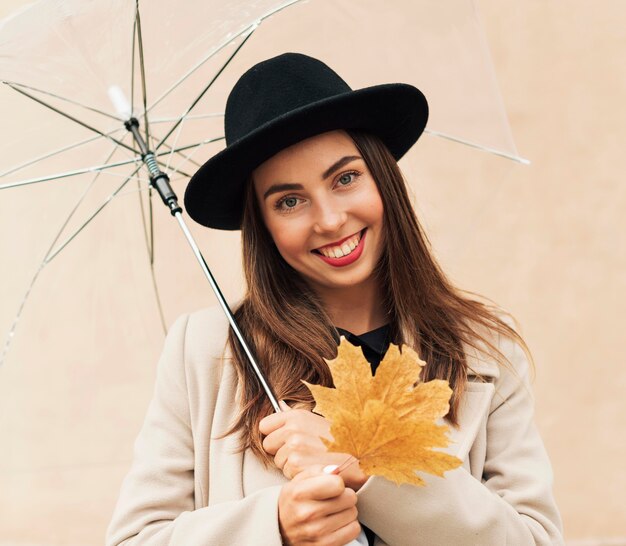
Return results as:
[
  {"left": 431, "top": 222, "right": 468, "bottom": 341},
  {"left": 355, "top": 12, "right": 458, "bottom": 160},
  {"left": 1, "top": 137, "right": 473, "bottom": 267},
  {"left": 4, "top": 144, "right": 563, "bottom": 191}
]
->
[{"left": 224, "top": 129, "right": 532, "bottom": 465}]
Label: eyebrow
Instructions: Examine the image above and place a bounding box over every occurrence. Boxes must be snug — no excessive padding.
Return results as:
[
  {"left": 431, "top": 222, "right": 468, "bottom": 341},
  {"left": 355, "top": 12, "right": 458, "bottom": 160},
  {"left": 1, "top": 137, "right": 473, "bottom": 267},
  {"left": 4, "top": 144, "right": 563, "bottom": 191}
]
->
[
  {"left": 321, "top": 155, "right": 361, "bottom": 180},
  {"left": 262, "top": 155, "right": 362, "bottom": 200}
]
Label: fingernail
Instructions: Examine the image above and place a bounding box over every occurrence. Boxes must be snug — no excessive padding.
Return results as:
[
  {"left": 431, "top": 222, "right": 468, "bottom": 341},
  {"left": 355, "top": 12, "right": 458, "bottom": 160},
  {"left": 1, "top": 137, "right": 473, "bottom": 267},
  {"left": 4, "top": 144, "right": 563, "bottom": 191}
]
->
[{"left": 323, "top": 464, "right": 339, "bottom": 474}]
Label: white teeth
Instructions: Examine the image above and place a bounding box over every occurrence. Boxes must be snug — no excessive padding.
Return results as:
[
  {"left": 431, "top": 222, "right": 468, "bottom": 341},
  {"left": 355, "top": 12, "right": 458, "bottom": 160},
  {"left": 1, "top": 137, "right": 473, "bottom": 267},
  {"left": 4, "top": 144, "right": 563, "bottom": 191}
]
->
[{"left": 317, "top": 231, "right": 362, "bottom": 258}]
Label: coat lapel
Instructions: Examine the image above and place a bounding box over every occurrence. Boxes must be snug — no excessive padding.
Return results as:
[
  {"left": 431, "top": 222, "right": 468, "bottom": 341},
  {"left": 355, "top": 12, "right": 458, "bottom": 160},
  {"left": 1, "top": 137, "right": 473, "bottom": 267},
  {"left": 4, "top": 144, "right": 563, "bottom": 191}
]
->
[
  {"left": 444, "top": 382, "right": 495, "bottom": 462},
  {"left": 442, "top": 341, "right": 499, "bottom": 462}
]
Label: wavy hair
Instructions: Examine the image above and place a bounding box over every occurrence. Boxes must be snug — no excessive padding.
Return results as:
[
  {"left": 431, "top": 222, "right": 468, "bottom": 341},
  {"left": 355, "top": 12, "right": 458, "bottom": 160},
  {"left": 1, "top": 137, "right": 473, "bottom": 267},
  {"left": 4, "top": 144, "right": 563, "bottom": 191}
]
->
[{"left": 224, "top": 129, "right": 532, "bottom": 465}]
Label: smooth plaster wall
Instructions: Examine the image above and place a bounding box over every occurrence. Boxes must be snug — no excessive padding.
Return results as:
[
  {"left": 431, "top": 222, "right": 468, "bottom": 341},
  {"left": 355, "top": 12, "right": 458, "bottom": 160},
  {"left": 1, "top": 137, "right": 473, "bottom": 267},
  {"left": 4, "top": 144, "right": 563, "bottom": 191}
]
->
[{"left": 0, "top": 1, "right": 624, "bottom": 544}]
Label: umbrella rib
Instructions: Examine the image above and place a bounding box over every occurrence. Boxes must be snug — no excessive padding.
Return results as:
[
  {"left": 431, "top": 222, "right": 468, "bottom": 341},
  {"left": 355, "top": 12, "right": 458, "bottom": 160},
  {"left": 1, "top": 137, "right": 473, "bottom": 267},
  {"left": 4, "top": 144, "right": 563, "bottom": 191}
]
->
[
  {"left": 0, "top": 128, "right": 126, "bottom": 178},
  {"left": 137, "top": 179, "right": 152, "bottom": 259},
  {"left": 153, "top": 156, "right": 192, "bottom": 179},
  {"left": 0, "top": 144, "right": 139, "bottom": 367},
  {"left": 158, "top": 141, "right": 203, "bottom": 169},
  {"left": 0, "top": 139, "right": 223, "bottom": 190},
  {"left": 162, "top": 137, "right": 225, "bottom": 155},
  {"left": 2, "top": 155, "right": 220, "bottom": 369},
  {"left": 162, "top": 137, "right": 225, "bottom": 181},
  {"left": 423, "top": 129, "right": 531, "bottom": 164},
  {"left": 146, "top": 187, "right": 168, "bottom": 334},
  {"left": 154, "top": 28, "right": 255, "bottom": 153},
  {"left": 135, "top": 174, "right": 167, "bottom": 335},
  {"left": 0, "top": 157, "right": 144, "bottom": 190},
  {"left": 131, "top": 1, "right": 138, "bottom": 117},
  {"left": 136, "top": 179, "right": 152, "bottom": 264},
  {"left": 45, "top": 144, "right": 128, "bottom": 260},
  {"left": 6, "top": 83, "right": 139, "bottom": 155},
  {"left": 150, "top": 113, "right": 223, "bottom": 123},
  {"left": 146, "top": 0, "right": 307, "bottom": 115},
  {"left": 3, "top": 81, "right": 121, "bottom": 122},
  {"left": 145, "top": 28, "right": 250, "bottom": 116},
  {"left": 135, "top": 2, "right": 151, "bottom": 148},
  {"left": 44, "top": 164, "right": 143, "bottom": 265},
  {"left": 163, "top": 107, "right": 190, "bottom": 172}
]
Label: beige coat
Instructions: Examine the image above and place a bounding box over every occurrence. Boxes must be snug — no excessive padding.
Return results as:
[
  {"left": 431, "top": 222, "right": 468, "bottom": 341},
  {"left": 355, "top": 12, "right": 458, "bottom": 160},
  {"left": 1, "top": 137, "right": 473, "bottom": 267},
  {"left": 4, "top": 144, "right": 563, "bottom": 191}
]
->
[{"left": 106, "top": 306, "right": 564, "bottom": 545}]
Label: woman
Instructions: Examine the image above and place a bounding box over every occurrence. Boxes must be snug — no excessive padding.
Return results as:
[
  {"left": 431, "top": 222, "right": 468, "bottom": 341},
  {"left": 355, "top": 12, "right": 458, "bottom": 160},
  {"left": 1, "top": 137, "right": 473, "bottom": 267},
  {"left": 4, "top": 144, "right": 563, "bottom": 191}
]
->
[{"left": 106, "top": 53, "right": 563, "bottom": 545}]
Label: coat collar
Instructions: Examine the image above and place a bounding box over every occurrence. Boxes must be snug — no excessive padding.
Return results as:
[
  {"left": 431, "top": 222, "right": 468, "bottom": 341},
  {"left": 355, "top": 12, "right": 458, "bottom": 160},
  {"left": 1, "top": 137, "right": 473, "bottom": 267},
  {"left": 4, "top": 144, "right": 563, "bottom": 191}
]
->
[{"left": 463, "top": 337, "right": 500, "bottom": 380}]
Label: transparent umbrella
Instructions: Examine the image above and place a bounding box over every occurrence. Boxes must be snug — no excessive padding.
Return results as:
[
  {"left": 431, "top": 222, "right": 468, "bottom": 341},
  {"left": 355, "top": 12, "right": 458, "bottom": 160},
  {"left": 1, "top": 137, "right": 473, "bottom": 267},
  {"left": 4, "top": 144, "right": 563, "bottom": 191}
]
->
[
  {"left": 0, "top": 0, "right": 528, "bottom": 541},
  {"left": 0, "top": 0, "right": 525, "bottom": 384}
]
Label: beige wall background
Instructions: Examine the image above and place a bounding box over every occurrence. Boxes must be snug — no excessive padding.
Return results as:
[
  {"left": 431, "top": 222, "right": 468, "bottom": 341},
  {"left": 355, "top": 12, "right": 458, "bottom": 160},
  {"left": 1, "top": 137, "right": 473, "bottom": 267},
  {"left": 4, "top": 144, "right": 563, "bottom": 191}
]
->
[{"left": 0, "top": 1, "right": 624, "bottom": 544}]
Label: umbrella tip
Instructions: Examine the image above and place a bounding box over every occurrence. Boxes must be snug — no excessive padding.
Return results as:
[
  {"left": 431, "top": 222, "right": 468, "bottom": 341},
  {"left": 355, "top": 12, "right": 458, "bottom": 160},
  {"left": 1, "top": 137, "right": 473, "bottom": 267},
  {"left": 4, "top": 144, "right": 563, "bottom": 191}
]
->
[{"left": 108, "top": 85, "right": 131, "bottom": 119}]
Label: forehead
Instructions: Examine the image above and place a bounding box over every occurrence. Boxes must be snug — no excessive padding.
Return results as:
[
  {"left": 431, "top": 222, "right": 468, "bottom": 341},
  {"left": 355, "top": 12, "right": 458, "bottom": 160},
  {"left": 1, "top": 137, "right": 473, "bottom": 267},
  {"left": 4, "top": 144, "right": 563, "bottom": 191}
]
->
[{"left": 252, "top": 130, "right": 360, "bottom": 187}]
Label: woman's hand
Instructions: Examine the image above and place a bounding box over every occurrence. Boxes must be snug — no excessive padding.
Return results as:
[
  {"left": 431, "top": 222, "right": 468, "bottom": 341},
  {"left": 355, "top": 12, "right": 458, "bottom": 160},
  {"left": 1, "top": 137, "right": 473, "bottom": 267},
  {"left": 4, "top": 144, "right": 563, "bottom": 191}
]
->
[
  {"left": 260, "top": 401, "right": 368, "bottom": 491},
  {"left": 278, "top": 465, "right": 361, "bottom": 546}
]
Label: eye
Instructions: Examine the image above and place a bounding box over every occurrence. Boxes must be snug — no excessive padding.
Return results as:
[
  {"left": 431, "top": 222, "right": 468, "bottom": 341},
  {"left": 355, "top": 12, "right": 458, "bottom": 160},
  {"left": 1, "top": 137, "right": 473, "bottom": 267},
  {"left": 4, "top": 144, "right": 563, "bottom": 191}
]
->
[
  {"left": 274, "top": 195, "right": 301, "bottom": 212},
  {"left": 336, "top": 171, "right": 360, "bottom": 187}
]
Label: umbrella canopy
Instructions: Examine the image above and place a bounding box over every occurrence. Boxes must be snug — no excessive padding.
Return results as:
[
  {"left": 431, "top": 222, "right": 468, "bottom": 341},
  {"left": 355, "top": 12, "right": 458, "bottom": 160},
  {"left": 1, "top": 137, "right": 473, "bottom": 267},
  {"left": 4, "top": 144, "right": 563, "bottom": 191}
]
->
[
  {"left": 0, "top": 0, "right": 525, "bottom": 367},
  {"left": 0, "top": 0, "right": 529, "bottom": 540}
]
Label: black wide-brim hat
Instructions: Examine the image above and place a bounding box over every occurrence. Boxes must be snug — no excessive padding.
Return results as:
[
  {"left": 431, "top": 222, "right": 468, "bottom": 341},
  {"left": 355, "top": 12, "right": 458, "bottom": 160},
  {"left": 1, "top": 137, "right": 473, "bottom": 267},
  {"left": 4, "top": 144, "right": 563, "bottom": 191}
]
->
[{"left": 184, "top": 52, "right": 429, "bottom": 230}]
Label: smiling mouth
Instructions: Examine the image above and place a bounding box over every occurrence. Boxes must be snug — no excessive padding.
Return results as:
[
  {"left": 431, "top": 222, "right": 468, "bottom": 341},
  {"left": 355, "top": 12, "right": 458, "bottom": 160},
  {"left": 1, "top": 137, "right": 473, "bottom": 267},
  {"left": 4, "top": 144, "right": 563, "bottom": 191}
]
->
[{"left": 312, "top": 229, "right": 366, "bottom": 259}]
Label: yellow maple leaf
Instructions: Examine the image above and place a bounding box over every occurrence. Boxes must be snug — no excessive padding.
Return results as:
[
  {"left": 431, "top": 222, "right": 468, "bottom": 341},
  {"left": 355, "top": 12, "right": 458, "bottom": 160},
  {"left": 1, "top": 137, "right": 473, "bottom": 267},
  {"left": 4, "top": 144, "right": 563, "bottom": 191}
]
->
[
  {"left": 371, "top": 343, "right": 452, "bottom": 421},
  {"left": 303, "top": 338, "right": 462, "bottom": 486}
]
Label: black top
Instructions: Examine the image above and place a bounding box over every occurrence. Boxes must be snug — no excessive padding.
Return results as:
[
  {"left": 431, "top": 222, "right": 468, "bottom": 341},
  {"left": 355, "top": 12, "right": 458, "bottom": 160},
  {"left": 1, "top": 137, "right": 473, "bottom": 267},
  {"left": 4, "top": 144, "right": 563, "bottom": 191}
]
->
[
  {"left": 336, "top": 323, "right": 391, "bottom": 375},
  {"left": 334, "top": 323, "right": 391, "bottom": 545}
]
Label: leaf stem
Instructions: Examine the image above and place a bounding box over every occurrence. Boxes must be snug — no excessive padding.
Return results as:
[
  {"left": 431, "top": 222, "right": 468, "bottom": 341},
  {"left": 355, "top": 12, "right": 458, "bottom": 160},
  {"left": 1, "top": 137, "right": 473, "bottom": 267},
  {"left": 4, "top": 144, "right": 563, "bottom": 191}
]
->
[{"left": 331, "top": 455, "right": 359, "bottom": 475}]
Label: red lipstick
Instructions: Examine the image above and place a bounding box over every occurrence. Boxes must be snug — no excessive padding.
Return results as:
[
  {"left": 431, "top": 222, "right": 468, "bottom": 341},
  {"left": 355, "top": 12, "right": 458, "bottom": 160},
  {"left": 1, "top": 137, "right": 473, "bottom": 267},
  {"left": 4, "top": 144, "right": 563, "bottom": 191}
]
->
[{"left": 313, "top": 229, "right": 367, "bottom": 268}]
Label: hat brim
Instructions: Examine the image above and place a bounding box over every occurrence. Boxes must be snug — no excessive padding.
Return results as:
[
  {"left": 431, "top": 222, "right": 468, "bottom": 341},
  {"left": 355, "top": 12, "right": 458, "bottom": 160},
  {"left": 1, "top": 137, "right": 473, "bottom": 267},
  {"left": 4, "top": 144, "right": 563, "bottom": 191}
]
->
[{"left": 184, "top": 83, "right": 428, "bottom": 230}]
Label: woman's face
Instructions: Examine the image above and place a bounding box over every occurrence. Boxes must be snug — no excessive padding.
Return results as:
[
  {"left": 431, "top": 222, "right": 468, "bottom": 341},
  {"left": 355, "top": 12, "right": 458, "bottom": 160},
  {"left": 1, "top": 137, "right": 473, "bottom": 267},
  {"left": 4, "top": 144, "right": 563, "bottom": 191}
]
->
[{"left": 252, "top": 130, "right": 385, "bottom": 295}]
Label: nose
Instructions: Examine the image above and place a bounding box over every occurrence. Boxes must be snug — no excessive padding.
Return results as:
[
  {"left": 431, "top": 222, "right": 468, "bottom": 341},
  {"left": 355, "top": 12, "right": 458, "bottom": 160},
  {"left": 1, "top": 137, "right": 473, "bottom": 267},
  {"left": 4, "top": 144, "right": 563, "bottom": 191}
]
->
[{"left": 312, "top": 197, "right": 347, "bottom": 235}]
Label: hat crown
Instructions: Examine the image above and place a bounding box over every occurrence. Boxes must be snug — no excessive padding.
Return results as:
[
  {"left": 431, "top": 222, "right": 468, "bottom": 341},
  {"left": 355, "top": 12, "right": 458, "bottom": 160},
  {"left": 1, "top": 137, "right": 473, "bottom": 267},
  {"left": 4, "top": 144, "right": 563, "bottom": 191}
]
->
[{"left": 225, "top": 53, "right": 351, "bottom": 145}]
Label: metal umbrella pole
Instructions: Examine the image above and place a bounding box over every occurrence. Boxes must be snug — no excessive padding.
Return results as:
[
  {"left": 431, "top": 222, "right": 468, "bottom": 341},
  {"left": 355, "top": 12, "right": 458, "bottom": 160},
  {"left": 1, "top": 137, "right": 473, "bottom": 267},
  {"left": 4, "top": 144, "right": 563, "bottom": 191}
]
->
[{"left": 124, "top": 117, "right": 281, "bottom": 413}]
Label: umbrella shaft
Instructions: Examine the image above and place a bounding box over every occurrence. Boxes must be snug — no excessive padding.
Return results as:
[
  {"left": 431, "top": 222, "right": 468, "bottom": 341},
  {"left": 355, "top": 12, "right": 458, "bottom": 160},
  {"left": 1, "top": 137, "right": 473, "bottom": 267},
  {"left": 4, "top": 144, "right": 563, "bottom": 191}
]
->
[
  {"left": 125, "top": 117, "right": 182, "bottom": 215},
  {"left": 124, "top": 117, "right": 280, "bottom": 412},
  {"left": 125, "top": 117, "right": 149, "bottom": 155},
  {"left": 174, "top": 212, "right": 281, "bottom": 413}
]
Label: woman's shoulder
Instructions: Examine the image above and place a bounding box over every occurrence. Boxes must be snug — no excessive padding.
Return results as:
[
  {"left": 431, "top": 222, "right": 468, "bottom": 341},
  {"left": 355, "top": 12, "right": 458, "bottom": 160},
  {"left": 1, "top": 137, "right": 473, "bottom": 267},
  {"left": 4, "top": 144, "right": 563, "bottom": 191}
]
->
[
  {"left": 166, "top": 303, "right": 240, "bottom": 368},
  {"left": 155, "top": 304, "right": 242, "bottom": 408},
  {"left": 462, "top": 311, "right": 531, "bottom": 384},
  {"left": 463, "top": 311, "right": 540, "bottom": 421}
]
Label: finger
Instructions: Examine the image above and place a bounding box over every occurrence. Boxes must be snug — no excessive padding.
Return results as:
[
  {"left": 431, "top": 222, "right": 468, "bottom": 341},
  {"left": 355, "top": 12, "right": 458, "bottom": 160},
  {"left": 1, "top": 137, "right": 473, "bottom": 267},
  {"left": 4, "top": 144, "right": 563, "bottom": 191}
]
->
[
  {"left": 324, "top": 519, "right": 362, "bottom": 546},
  {"left": 273, "top": 433, "right": 322, "bottom": 469},
  {"left": 292, "top": 474, "right": 345, "bottom": 501},
  {"left": 316, "top": 487, "right": 358, "bottom": 517},
  {"left": 263, "top": 422, "right": 314, "bottom": 455},
  {"left": 274, "top": 441, "right": 294, "bottom": 472},
  {"left": 279, "top": 399, "right": 292, "bottom": 411},
  {"left": 295, "top": 505, "right": 359, "bottom": 545},
  {"left": 291, "top": 464, "right": 327, "bottom": 481},
  {"left": 309, "top": 488, "right": 357, "bottom": 523},
  {"left": 259, "top": 410, "right": 288, "bottom": 436},
  {"left": 264, "top": 421, "right": 329, "bottom": 458},
  {"left": 262, "top": 426, "right": 290, "bottom": 456},
  {"left": 317, "top": 505, "right": 359, "bottom": 536},
  {"left": 281, "top": 450, "right": 324, "bottom": 480}
]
